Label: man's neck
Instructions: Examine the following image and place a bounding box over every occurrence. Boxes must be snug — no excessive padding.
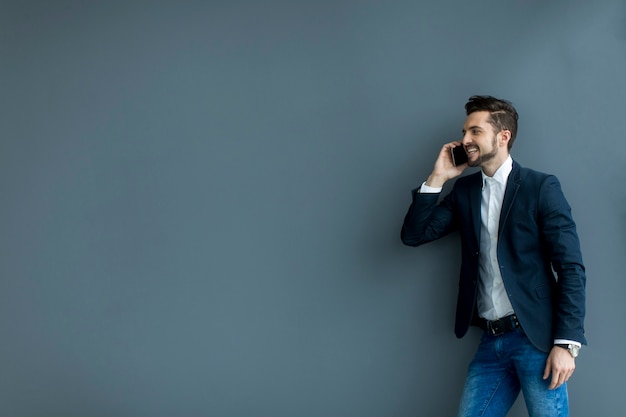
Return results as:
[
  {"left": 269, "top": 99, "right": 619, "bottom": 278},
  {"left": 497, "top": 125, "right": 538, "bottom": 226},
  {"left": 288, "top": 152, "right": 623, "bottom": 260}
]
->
[{"left": 481, "top": 153, "right": 510, "bottom": 177}]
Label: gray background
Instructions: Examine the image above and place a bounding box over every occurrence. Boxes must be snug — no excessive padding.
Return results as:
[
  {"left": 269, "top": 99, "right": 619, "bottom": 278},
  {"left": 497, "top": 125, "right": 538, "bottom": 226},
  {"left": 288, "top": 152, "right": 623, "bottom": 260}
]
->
[{"left": 1, "top": 1, "right": 624, "bottom": 416}]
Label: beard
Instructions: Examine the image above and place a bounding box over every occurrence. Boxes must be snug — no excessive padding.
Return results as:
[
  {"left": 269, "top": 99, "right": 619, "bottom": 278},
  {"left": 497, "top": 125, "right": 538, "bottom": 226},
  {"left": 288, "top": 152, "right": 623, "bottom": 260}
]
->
[{"left": 467, "top": 134, "right": 498, "bottom": 168}]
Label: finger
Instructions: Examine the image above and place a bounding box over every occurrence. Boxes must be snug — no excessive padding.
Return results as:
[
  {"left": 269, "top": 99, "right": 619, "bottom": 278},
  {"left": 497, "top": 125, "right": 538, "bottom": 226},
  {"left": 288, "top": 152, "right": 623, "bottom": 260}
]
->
[
  {"left": 549, "top": 374, "right": 558, "bottom": 390},
  {"left": 559, "top": 367, "right": 574, "bottom": 386},
  {"left": 550, "top": 370, "right": 566, "bottom": 390},
  {"left": 543, "top": 362, "right": 551, "bottom": 381}
]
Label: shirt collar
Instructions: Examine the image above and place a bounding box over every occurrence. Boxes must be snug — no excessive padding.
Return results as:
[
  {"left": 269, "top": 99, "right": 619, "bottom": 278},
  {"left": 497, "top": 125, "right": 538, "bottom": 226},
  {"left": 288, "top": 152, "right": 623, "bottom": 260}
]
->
[{"left": 481, "top": 155, "right": 513, "bottom": 186}]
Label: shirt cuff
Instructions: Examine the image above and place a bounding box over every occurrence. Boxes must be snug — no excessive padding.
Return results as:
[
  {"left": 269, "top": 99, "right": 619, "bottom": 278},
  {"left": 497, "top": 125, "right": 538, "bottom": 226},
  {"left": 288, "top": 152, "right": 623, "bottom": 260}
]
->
[
  {"left": 554, "top": 339, "right": 582, "bottom": 348},
  {"left": 419, "top": 181, "right": 443, "bottom": 194}
]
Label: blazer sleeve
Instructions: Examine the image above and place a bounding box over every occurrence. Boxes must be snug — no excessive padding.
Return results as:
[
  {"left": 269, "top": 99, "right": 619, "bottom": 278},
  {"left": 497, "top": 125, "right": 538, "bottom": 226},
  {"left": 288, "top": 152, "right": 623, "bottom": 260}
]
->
[
  {"left": 537, "top": 175, "right": 587, "bottom": 344},
  {"left": 401, "top": 186, "right": 459, "bottom": 247}
]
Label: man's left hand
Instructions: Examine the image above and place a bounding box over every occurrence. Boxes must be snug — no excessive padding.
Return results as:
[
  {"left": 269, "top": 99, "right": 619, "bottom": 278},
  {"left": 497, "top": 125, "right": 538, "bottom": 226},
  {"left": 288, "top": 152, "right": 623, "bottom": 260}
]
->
[{"left": 543, "top": 346, "right": 576, "bottom": 390}]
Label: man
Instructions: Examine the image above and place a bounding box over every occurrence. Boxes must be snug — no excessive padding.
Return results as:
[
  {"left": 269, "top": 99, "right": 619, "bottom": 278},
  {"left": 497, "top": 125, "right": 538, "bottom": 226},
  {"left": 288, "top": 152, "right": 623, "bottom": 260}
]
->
[{"left": 401, "top": 96, "right": 586, "bottom": 417}]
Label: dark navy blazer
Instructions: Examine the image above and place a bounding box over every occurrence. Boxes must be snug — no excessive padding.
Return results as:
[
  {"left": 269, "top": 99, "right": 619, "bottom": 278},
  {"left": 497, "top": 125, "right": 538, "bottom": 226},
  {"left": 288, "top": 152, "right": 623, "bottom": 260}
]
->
[{"left": 401, "top": 160, "right": 586, "bottom": 352}]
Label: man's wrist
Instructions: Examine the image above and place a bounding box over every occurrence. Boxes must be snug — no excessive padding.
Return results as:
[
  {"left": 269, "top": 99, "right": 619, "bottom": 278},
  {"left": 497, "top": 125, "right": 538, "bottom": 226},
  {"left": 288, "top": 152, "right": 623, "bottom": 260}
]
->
[
  {"left": 554, "top": 342, "right": 580, "bottom": 358},
  {"left": 425, "top": 174, "right": 447, "bottom": 189}
]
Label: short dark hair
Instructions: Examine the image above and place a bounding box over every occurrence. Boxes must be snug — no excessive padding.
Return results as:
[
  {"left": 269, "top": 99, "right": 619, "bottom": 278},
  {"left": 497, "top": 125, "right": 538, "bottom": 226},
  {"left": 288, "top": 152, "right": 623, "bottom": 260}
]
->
[{"left": 465, "top": 95, "right": 519, "bottom": 149}]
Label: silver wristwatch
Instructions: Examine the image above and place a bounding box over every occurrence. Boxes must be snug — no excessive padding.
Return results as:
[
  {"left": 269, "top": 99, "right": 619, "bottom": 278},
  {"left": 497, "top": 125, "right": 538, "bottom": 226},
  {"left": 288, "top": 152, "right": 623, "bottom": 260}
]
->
[{"left": 556, "top": 343, "right": 580, "bottom": 358}]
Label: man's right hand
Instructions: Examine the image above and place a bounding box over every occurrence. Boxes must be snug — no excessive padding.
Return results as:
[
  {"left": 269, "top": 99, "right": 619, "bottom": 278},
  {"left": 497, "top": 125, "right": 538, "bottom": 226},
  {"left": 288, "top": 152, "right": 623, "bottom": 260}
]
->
[{"left": 425, "top": 141, "right": 468, "bottom": 188}]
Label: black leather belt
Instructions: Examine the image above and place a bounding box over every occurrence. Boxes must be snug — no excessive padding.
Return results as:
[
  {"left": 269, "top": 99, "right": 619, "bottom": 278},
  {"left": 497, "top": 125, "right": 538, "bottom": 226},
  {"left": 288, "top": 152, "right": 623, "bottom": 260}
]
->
[{"left": 482, "top": 314, "right": 520, "bottom": 336}]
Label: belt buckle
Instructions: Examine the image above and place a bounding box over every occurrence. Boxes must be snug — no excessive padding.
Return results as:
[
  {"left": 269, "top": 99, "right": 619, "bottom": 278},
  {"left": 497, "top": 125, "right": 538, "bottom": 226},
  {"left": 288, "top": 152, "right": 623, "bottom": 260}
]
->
[{"left": 489, "top": 321, "right": 502, "bottom": 336}]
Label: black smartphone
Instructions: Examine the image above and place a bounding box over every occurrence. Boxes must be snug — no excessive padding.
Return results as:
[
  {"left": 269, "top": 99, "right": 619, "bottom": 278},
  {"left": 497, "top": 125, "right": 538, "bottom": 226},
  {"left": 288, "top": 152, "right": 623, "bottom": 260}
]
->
[{"left": 451, "top": 146, "right": 468, "bottom": 166}]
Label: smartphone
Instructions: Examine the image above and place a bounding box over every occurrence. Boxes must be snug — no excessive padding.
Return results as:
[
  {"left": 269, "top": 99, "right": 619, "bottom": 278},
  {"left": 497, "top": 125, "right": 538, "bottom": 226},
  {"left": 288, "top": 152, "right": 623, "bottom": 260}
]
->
[{"left": 450, "top": 146, "right": 468, "bottom": 166}]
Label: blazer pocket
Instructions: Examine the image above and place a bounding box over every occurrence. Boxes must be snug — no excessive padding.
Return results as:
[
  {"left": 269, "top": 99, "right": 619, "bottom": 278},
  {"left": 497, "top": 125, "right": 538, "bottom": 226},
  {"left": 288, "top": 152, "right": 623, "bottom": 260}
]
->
[{"left": 535, "top": 284, "right": 552, "bottom": 299}]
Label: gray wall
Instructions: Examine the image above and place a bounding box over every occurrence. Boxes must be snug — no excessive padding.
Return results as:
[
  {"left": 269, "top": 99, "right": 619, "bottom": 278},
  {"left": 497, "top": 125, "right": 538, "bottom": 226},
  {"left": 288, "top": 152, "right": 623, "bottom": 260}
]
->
[{"left": 1, "top": 1, "right": 624, "bottom": 416}]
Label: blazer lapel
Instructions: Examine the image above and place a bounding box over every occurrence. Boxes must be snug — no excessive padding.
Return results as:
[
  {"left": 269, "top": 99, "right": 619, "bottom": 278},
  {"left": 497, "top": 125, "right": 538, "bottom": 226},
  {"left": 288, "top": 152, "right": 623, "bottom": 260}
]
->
[{"left": 499, "top": 161, "right": 521, "bottom": 236}]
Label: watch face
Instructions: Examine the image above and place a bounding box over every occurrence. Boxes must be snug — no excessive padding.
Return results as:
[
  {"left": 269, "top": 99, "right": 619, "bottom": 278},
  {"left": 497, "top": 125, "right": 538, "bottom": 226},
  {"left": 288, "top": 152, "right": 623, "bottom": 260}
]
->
[{"left": 569, "top": 345, "right": 580, "bottom": 358}]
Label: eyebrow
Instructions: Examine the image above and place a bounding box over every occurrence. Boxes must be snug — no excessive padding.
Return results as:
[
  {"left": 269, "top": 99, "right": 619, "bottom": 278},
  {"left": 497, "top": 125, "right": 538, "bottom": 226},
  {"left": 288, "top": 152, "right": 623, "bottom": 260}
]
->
[{"left": 462, "top": 125, "right": 484, "bottom": 133}]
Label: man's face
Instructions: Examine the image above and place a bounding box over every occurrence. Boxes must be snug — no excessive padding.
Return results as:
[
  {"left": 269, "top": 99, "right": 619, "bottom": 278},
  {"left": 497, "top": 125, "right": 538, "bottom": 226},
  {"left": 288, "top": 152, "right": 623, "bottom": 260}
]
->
[{"left": 461, "top": 111, "right": 501, "bottom": 168}]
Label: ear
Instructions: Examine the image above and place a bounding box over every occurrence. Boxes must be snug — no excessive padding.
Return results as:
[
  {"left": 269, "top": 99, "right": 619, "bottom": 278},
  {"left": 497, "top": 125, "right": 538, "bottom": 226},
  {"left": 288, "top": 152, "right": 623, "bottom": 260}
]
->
[{"left": 498, "top": 130, "right": 511, "bottom": 148}]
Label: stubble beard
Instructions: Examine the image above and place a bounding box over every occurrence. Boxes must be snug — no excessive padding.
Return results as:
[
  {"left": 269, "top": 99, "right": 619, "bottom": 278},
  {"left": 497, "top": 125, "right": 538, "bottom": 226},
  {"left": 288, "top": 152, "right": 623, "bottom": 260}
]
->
[{"left": 467, "top": 135, "right": 498, "bottom": 168}]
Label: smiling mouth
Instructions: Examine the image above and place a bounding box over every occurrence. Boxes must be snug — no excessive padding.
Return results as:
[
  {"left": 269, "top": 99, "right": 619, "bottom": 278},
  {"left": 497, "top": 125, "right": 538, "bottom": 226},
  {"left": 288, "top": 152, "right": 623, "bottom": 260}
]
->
[{"left": 466, "top": 146, "right": 479, "bottom": 155}]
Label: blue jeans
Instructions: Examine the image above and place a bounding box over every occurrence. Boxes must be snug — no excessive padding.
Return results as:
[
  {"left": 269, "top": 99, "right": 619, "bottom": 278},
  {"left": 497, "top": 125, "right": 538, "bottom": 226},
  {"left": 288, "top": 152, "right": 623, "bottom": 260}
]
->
[{"left": 458, "top": 328, "right": 569, "bottom": 417}]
